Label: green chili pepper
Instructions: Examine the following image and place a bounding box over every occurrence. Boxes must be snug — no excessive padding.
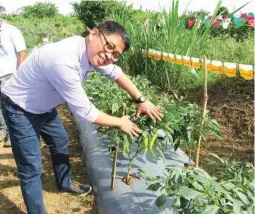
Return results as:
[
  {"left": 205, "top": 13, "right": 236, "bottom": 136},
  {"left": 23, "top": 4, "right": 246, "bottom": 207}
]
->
[
  {"left": 149, "top": 130, "right": 158, "bottom": 149},
  {"left": 143, "top": 138, "right": 149, "bottom": 155},
  {"left": 150, "top": 147, "right": 157, "bottom": 159}
]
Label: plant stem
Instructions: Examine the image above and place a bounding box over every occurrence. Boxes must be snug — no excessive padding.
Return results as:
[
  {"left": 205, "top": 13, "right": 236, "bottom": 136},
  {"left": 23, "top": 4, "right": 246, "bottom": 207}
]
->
[
  {"left": 111, "top": 104, "right": 126, "bottom": 190},
  {"left": 195, "top": 56, "right": 208, "bottom": 168},
  {"left": 127, "top": 163, "right": 131, "bottom": 177}
]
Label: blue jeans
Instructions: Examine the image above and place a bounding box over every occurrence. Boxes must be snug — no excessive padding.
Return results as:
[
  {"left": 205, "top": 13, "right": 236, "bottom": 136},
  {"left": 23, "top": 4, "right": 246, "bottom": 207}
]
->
[
  {"left": 0, "top": 84, "right": 7, "bottom": 132},
  {"left": 1, "top": 93, "right": 72, "bottom": 214}
]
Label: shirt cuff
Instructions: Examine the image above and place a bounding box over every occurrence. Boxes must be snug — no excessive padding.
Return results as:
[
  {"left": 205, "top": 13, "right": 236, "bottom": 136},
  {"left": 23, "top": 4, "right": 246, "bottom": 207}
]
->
[
  {"left": 78, "top": 104, "right": 100, "bottom": 123},
  {"left": 112, "top": 65, "right": 123, "bottom": 80},
  {"left": 16, "top": 46, "right": 26, "bottom": 52}
]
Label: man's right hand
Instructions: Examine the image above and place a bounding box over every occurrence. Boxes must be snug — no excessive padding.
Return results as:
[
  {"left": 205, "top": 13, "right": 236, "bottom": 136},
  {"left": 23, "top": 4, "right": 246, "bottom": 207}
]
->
[{"left": 119, "top": 115, "right": 142, "bottom": 140}]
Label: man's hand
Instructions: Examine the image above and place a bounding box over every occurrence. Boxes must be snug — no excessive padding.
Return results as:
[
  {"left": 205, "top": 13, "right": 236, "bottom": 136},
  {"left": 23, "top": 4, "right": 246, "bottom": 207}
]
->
[
  {"left": 119, "top": 115, "right": 142, "bottom": 139},
  {"left": 136, "top": 101, "right": 162, "bottom": 121}
]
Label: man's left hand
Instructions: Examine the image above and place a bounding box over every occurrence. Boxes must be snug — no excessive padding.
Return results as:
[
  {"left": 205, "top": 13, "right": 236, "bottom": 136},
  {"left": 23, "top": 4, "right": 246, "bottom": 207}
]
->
[{"left": 136, "top": 101, "right": 162, "bottom": 121}]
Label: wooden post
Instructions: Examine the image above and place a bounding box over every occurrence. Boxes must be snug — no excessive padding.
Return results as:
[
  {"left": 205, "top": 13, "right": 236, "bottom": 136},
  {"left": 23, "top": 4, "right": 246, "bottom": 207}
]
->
[
  {"left": 195, "top": 56, "right": 208, "bottom": 168},
  {"left": 111, "top": 144, "right": 119, "bottom": 190},
  {"left": 111, "top": 104, "right": 126, "bottom": 190}
]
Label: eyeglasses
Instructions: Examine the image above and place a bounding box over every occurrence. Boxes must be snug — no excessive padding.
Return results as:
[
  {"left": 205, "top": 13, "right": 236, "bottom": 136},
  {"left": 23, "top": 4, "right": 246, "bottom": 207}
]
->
[{"left": 99, "top": 30, "right": 121, "bottom": 62}]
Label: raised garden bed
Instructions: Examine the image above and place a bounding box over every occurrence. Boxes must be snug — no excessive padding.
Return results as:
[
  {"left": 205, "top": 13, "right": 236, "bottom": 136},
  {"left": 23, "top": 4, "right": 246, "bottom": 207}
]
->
[{"left": 75, "top": 119, "right": 193, "bottom": 214}]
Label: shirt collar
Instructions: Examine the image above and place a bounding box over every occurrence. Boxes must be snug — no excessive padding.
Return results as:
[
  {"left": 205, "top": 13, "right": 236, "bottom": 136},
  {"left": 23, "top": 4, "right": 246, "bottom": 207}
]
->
[{"left": 80, "top": 37, "right": 92, "bottom": 71}]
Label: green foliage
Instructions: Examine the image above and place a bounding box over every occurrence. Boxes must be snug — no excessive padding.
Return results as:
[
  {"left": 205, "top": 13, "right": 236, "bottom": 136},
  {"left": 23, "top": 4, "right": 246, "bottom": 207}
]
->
[
  {"left": 72, "top": 0, "right": 134, "bottom": 28},
  {"left": 147, "top": 156, "right": 254, "bottom": 213},
  {"left": 3, "top": 15, "right": 84, "bottom": 52},
  {"left": 110, "top": 1, "right": 253, "bottom": 92},
  {"left": 217, "top": 6, "right": 229, "bottom": 16},
  {"left": 84, "top": 71, "right": 220, "bottom": 175},
  {"left": 110, "top": 0, "right": 223, "bottom": 92},
  {"left": 210, "top": 18, "right": 253, "bottom": 42},
  {"left": 21, "top": 2, "right": 58, "bottom": 18}
]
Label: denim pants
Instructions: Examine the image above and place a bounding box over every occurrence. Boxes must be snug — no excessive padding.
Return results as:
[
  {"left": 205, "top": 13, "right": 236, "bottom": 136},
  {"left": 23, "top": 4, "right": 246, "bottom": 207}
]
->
[
  {"left": 1, "top": 93, "right": 72, "bottom": 214},
  {"left": 0, "top": 82, "right": 7, "bottom": 132},
  {"left": 0, "top": 74, "right": 13, "bottom": 133}
]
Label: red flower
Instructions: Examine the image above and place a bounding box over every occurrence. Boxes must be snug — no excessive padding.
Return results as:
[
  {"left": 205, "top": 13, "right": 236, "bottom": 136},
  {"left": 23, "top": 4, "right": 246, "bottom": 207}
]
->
[
  {"left": 246, "top": 16, "right": 254, "bottom": 29},
  {"left": 213, "top": 19, "right": 221, "bottom": 29},
  {"left": 188, "top": 19, "right": 195, "bottom": 29}
]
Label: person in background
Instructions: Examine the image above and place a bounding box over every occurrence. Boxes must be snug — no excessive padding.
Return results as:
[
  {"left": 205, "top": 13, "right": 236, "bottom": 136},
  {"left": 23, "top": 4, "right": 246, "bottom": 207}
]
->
[{"left": 0, "top": 9, "right": 27, "bottom": 147}]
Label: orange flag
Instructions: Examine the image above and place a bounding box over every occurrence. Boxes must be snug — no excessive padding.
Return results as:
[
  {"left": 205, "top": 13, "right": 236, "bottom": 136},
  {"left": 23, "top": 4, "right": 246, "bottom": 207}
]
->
[
  {"left": 211, "top": 60, "right": 223, "bottom": 74},
  {"left": 191, "top": 57, "right": 201, "bottom": 69},
  {"left": 183, "top": 56, "right": 191, "bottom": 67},
  {"left": 176, "top": 55, "right": 183, "bottom": 65},
  {"left": 148, "top": 49, "right": 154, "bottom": 58},
  {"left": 162, "top": 52, "right": 169, "bottom": 62},
  {"left": 169, "top": 53, "right": 175, "bottom": 64},
  {"left": 239, "top": 64, "right": 254, "bottom": 80},
  {"left": 202, "top": 59, "right": 212, "bottom": 71},
  {"left": 224, "top": 62, "right": 236, "bottom": 77},
  {"left": 155, "top": 51, "right": 162, "bottom": 60}
]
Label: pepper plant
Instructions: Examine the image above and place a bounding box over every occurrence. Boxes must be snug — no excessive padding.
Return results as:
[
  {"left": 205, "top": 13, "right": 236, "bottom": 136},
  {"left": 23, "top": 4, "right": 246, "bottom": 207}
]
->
[
  {"left": 84, "top": 71, "right": 220, "bottom": 184},
  {"left": 146, "top": 154, "right": 254, "bottom": 213}
]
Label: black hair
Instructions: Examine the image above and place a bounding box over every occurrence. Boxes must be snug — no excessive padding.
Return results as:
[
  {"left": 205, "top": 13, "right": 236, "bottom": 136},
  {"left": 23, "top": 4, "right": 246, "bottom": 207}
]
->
[{"left": 95, "top": 20, "right": 130, "bottom": 52}]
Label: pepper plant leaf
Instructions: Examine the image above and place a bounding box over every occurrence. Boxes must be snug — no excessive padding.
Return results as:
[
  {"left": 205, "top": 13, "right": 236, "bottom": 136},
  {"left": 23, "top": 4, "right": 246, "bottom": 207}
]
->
[
  {"left": 179, "top": 186, "right": 203, "bottom": 200},
  {"left": 155, "top": 194, "right": 167, "bottom": 210}
]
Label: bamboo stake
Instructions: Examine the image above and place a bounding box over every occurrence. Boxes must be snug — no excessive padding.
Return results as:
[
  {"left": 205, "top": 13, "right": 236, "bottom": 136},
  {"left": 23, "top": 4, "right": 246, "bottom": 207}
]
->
[
  {"left": 111, "top": 144, "right": 119, "bottom": 190},
  {"left": 111, "top": 104, "right": 126, "bottom": 190},
  {"left": 195, "top": 56, "right": 208, "bottom": 168}
]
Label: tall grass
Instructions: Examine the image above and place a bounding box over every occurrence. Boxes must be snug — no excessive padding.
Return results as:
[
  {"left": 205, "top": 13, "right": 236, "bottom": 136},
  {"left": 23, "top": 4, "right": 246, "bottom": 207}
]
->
[{"left": 110, "top": 1, "right": 253, "bottom": 93}]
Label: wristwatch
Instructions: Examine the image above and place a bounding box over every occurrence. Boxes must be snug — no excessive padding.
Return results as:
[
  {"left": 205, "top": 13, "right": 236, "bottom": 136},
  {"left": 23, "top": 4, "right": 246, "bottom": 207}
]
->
[{"left": 135, "top": 96, "right": 146, "bottom": 103}]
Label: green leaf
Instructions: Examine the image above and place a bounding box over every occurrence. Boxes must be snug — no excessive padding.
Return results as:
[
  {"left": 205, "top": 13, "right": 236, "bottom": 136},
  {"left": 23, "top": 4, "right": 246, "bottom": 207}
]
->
[
  {"left": 200, "top": 131, "right": 207, "bottom": 141},
  {"left": 247, "top": 205, "right": 254, "bottom": 214},
  {"left": 235, "top": 190, "right": 250, "bottom": 206},
  {"left": 200, "top": 205, "right": 220, "bottom": 214},
  {"left": 149, "top": 93, "right": 159, "bottom": 105},
  {"left": 221, "top": 181, "right": 236, "bottom": 190},
  {"left": 218, "top": 187, "right": 234, "bottom": 202},
  {"left": 138, "top": 168, "right": 146, "bottom": 174},
  {"left": 192, "top": 181, "right": 204, "bottom": 191},
  {"left": 174, "top": 141, "right": 180, "bottom": 151},
  {"left": 157, "top": 147, "right": 165, "bottom": 162},
  {"left": 233, "top": 199, "right": 243, "bottom": 214},
  {"left": 210, "top": 153, "right": 225, "bottom": 164},
  {"left": 150, "top": 147, "right": 157, "bottom": 159},
  {"left": 172, "top": 196, "right": 180, "bottom": 207},
  {"left": 123, "top": 135, "right": 130, "bottom": 155},
  {"left": 111, "top": 102, "right": 119, "bottom": 114},
  {"left": 179, "top": 186, "right": 203, "bottom": 200},
  {"left": 247, "top": 190, "right": 254, "bottom": 201},
  {"left": 147, "top": 182, "right": 161, "bottom": 191},
  {"left": 155, "top": 194, "right": 167, "bottom": 209}
]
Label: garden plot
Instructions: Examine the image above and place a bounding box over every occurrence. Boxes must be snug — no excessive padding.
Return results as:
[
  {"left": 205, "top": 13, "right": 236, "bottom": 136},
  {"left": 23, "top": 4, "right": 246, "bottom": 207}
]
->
[{"left": 76, "top": 119, "right": 192, "bottom": 214}]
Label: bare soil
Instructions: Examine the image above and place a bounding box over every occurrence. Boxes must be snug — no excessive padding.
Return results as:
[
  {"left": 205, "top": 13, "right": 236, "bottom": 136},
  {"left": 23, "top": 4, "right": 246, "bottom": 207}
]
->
[
  {"left": 184, "top": 78, "right": 254, "bottom": 172},
  {"left": 0, "top": 105, "right": 96, "bottom": 214}
]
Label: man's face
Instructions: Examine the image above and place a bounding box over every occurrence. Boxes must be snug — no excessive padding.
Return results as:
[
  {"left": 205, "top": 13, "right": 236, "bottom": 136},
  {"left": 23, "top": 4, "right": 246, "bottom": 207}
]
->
[{"left": 86, "top": 29, "right": 125, "bottom": 67}]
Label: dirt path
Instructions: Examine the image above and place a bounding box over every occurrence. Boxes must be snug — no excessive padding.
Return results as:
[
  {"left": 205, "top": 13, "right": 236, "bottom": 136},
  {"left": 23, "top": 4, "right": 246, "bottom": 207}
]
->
[{"left": 0, "top": 105, "right": 96, "bottom": 214}]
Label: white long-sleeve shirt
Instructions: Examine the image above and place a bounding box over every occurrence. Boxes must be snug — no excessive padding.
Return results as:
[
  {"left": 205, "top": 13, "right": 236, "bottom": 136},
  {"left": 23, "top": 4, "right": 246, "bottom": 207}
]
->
[{"left": 2, "top": 36, "right": 123, "bottom": 122}]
